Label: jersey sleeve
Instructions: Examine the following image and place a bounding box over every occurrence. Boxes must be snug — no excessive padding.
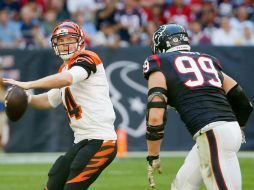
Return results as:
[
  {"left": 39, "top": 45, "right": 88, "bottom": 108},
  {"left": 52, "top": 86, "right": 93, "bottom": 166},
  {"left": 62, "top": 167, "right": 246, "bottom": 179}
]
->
[
  {"left": 66, "top": 66, "right": 88, "bottom": 84},
  {"left": 47, "top": 89, "right": 62, "bottom": 108},
  {"left": 143, "top": 54, "right": 162, "bottom": 80},
  {"left": 70, "top": 53, "right": 97, "bottom": 79},
  {"left": 212, "top": 56, "right": 222, "bottom": 71}
]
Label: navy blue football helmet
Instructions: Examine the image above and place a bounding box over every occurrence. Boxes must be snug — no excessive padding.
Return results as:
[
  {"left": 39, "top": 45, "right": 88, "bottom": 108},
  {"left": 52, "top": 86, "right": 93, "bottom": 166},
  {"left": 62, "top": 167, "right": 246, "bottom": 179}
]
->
[{"left": 151, "top": 24, "right": 190, "bottom": 54}]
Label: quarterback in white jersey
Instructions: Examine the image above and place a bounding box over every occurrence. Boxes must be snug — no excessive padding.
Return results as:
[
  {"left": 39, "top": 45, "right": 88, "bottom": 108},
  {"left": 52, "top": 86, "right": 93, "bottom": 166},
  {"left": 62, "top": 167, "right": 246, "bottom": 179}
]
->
[
  {"left": 3, "top": 21, "right": 117, "bottom": 190},
  {"left": 48, "top": 49, "right": 117, "bottom": 143}
]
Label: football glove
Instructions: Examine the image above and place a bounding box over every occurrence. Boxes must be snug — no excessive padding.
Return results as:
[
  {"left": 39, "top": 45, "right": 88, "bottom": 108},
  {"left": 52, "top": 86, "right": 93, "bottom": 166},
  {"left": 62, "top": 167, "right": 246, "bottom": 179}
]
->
[{"left": 147, "top": 155, "right": 162, "bottom": 188}]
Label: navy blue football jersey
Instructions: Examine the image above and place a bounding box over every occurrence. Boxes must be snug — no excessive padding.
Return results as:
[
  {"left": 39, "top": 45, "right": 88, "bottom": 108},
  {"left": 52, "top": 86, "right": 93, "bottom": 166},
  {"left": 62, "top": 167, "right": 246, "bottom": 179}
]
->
[{"left": 143, "top": 51, "right": 236, "bottom": 136}]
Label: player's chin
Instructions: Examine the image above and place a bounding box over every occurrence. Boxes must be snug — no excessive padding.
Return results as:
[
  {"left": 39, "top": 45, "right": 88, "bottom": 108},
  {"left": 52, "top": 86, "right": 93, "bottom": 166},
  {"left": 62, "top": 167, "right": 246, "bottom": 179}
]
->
[{"left": 60, "top": 51, "right": 69, "bottom": 54}]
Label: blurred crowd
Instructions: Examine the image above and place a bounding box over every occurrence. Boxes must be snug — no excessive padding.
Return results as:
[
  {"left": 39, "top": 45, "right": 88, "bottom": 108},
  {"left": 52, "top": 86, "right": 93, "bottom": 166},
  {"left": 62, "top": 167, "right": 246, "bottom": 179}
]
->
[{"left": 1, "top": 0, "right": 254, "bottom": 49}]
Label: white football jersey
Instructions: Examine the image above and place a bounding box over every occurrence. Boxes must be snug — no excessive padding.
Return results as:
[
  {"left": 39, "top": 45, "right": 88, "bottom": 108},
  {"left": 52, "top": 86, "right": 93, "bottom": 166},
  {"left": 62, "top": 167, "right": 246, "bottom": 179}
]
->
[{"left": 47, "top": 50, "right": 117, "bottom": 143}]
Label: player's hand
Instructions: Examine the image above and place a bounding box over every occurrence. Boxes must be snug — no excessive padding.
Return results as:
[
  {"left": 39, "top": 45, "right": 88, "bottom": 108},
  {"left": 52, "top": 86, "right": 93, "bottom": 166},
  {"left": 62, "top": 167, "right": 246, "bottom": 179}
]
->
[
  {"left": 2, "top": 78, "right": 31, "bottom": 90},
  {"left": 147, "top": 155, "right": 162, "bottom": 188}
]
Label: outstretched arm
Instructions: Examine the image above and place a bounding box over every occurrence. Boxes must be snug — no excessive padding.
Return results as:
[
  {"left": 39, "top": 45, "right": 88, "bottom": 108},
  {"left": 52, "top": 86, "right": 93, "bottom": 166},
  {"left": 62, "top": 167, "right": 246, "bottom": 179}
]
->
[
  {"left": 29, "top": 93, "right": 54, "bottom": 109},
  {"left": 26, "top": 88, "right": 62, "bottom": 110},
  {"left": 3, "top": 72, "right": 73, "bottom": 90}
]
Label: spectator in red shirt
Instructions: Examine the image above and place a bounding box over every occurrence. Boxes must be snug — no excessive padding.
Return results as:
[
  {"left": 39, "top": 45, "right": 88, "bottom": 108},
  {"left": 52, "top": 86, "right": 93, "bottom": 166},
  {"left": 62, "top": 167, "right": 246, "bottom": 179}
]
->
[
  {"left": 19, "top": 0, "right": 47, "bottom": 15},
  {"left": 164, "top": 0, "right": 192, "bottom": 27},
  {"left": 144, "top": 3, "right": 167, "bottom": 25}
]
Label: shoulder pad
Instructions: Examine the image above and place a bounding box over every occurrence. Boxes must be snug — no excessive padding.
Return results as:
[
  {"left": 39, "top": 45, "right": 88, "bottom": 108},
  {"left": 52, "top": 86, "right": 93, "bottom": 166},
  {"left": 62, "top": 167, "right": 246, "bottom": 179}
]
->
[
  {"left": 201, "top": 53, "right": 222, "bottom": 70},
  {"left": 68, "top": 50, "right": 102, "bottom": 67},
  {"left": 143, "top": 54, "right": 162, "bottom": 80}
]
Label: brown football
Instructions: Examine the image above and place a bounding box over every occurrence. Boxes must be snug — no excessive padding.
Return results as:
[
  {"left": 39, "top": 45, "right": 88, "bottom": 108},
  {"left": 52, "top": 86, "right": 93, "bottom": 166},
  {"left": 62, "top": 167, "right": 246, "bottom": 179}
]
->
[{"left": 5, "top": 85, "right": 28, "bottom": 121}]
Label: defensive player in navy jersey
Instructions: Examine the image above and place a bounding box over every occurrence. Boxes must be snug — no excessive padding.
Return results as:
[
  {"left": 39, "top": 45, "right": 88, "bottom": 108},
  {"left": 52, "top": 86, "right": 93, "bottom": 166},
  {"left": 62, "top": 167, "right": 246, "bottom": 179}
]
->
[{"left": 143, "top": 24, "right": 253, "bottom": 190}]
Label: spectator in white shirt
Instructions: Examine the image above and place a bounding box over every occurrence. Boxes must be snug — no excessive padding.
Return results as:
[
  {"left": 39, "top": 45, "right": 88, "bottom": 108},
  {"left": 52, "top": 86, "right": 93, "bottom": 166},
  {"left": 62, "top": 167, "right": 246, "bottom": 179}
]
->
[
  {"left": 67, "top": 0, "right": 97, "bottom": 20},
  {"left": 240, "top": 23, "right": 254, "bottom": 46},
  {"left": 211, "top": 16, "right": 240, "bottom": 46},
  {"left": 230, "top": 5, "right": 254, "bottom": 35}
]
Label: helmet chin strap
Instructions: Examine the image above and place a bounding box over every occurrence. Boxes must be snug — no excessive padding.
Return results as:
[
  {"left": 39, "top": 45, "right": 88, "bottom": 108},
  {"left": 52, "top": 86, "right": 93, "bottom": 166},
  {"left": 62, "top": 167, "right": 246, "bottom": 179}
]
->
[{"left": 60, "top": 53, "right": 74, "bottom": 61}]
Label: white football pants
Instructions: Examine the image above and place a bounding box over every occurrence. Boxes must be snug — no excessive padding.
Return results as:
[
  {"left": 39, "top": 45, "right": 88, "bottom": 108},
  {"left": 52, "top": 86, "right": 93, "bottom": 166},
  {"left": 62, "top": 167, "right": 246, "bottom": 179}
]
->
[{"left": 171, "top": 121, "right": 242, "bottom": 190}]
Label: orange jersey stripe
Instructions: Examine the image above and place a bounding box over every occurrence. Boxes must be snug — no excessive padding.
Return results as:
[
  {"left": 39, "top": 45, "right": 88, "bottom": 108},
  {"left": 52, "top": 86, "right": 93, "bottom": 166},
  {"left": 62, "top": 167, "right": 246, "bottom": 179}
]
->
[
  {"left": 68, "top": 50, "right": 102, "bottom": 66},
  {"left": 66, "top": 141, "right": 116, "bottom": 184},
  {"left": 94, "top": 148, "right": 115, "bottom": 157},
  {"left": 86, "top": 158, "right": 109, "bottom": 168},
  {"left": 66, "top": 169, "right": 99, "bottom": 184},
  {"left": 58, "top": 50, "right": 102, "bottom": 73},
  {"left": 81, "top": 50, "right": 102, "bottom": 65},
  {"left": 58, "top": 63, "right": 66, "bottom": 73}
]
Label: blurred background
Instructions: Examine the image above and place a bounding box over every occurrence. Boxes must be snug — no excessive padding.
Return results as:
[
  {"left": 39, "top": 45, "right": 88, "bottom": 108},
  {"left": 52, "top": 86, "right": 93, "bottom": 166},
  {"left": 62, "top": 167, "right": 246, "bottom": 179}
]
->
[
  {"left": 2, "top": 0, "right": 254, "bottom": 49},
  {"left": 0, "top": 0, "right": 254, "bottom": 154}
]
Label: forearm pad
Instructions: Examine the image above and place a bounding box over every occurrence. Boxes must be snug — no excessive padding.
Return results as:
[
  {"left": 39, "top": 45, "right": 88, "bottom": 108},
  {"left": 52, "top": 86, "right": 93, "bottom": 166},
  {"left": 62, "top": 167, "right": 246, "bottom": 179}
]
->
[{"left": 227, "top": 84, "right": 253, "bottom": 126}]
